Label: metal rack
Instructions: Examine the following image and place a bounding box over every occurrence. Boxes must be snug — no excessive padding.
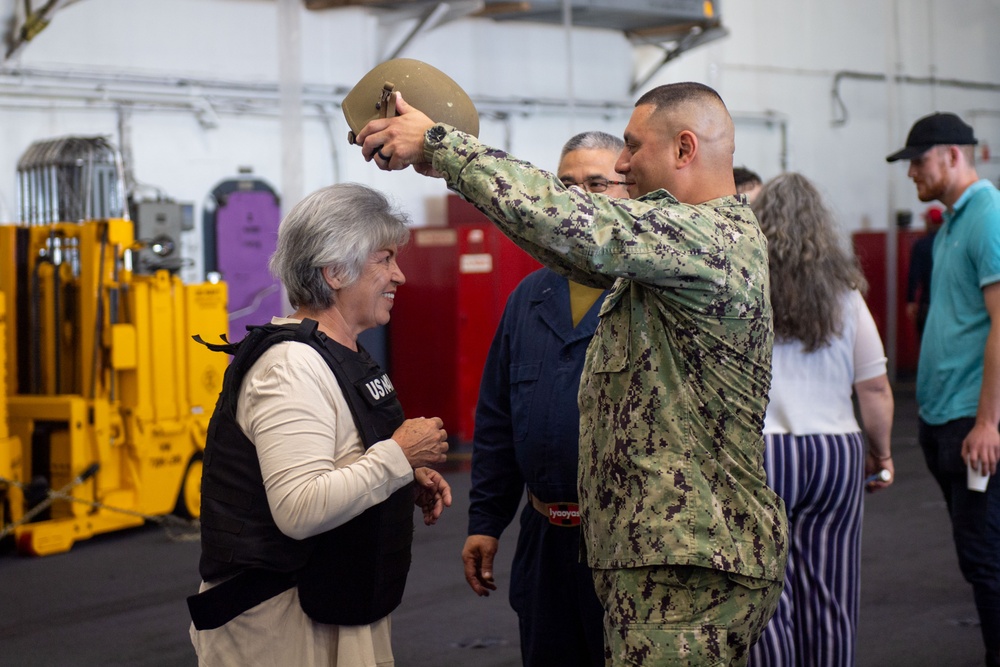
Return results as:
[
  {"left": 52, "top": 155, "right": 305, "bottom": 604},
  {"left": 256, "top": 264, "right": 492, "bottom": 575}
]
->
[{"left": 16, "top": 136, "right": 127, "bottom": 225}]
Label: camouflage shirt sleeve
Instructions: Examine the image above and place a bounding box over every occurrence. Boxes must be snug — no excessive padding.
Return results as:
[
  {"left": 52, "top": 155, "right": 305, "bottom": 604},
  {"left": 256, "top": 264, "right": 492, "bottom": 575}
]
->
[{"left": 425, "top": 124, "right": 745, "bottom": 293}]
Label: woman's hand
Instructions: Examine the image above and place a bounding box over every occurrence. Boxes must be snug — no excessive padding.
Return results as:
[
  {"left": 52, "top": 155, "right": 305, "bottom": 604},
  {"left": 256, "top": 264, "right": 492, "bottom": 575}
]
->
[
  {"left": 413, "top": 467, "right": 452, "bottom": 525},
  {"left": 864, "top": 452, "right": 895, "bottom": 493},
  {"left": 393, "top": 416, "right": 449, "bottom": 468}
]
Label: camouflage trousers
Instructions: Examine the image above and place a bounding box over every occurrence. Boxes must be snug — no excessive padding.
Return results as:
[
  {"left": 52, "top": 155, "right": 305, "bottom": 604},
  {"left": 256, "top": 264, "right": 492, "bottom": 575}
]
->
[{"left": 593, "top": 564, "right": 782, "bottom": 667}]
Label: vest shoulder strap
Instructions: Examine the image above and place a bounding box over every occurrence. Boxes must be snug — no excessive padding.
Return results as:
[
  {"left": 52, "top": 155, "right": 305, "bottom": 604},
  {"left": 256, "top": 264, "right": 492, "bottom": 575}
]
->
[{"left": 202, "top": 320, "right": 323, "bottom": 415}]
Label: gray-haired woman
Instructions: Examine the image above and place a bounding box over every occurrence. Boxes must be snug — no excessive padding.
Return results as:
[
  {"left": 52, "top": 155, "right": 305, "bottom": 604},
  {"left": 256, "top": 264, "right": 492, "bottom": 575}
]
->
[{"left": 189, "top": 183, "right": 451, "bottom": 667}]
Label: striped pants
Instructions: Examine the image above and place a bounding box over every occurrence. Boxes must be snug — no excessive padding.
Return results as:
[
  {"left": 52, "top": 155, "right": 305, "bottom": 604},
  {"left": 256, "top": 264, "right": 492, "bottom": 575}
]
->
[{"left": 748, "top": 432, "right": 865, "bottom": 667}]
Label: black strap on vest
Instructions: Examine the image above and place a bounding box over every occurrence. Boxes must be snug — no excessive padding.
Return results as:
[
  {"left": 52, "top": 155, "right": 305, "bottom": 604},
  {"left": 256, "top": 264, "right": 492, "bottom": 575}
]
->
[{"left": 188, "top": 569, "right": 296, "bottom": 631}]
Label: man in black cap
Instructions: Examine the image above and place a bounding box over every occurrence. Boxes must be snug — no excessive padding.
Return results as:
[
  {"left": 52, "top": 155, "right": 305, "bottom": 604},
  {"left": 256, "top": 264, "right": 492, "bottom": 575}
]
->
[{"left": 888, "top": 111, "right": 1000, "bottom": 667}]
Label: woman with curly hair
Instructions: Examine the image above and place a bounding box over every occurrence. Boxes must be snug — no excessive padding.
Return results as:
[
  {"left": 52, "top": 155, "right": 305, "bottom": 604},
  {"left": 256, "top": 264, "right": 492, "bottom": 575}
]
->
[{"left": 748, "top": 172, "right": 895, "bottom": 667}]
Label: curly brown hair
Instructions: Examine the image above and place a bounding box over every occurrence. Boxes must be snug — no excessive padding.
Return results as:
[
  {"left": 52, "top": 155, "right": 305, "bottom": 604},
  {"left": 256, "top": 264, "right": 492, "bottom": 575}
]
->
[{"left": 752, "top": 172, "right": 868, "bottom": 352}]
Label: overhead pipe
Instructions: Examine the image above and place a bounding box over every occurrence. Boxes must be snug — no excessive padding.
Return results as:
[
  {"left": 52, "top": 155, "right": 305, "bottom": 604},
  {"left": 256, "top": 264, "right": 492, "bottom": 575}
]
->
[
  {"left": 0, "top": 65, "right": 634, "bottom": 199},
  {"left": 831, "top": 70, "right": 1000, "bottom": 127},
  {"left": 0, "top": 66, "right": 636, "bottom": 121}
]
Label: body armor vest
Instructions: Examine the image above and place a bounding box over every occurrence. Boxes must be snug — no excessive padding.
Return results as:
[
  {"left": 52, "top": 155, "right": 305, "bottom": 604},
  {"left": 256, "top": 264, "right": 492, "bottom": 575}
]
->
[{"left": 188, "top": 319, "right": 413, "bottom": 629}]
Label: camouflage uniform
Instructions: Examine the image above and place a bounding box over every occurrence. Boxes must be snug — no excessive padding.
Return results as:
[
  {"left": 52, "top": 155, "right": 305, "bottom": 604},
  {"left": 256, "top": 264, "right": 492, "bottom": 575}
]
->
[{"left": 424, "top": 125, "right": 788, "bottom": 665}]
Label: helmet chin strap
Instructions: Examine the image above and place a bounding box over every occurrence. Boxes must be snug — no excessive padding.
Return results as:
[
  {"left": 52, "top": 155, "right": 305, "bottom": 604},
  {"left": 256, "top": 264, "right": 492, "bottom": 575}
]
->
[
  {"left": 347, "top": 81, "right": 396, "bottom": 162},
  {"left": 379, "top": 82, "right": 398, "bottom": 120},
  {"left": 347, "top": 82, "right": 398, "bottom": 146},
  {"left": 347, "top": 81, "right": 397, "bottom": 147}
]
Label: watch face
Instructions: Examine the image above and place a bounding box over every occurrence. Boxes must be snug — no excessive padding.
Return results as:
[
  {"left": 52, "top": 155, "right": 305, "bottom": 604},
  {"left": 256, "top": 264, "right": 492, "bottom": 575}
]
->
[{"left": 427, "top": 125, "right": 447, "bottom": 142}]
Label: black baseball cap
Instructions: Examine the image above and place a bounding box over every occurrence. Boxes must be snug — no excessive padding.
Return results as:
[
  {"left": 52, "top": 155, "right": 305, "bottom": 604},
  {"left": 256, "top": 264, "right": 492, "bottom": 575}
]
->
[{"left": 886, "top": 112, "right": 978, "bottom": 162}]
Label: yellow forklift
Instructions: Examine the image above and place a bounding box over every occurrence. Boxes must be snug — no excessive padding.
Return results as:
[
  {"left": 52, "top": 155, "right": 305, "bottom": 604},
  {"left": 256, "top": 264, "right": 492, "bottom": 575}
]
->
[{"left": 0, "top": 136, "right": 228, "bottom": 556}]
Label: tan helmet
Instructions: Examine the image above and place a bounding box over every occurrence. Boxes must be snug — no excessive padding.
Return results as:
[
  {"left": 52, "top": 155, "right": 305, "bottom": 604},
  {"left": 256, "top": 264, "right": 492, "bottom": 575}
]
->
[{"left": 343, "top": 58, "right": 480, "bottom": 145}]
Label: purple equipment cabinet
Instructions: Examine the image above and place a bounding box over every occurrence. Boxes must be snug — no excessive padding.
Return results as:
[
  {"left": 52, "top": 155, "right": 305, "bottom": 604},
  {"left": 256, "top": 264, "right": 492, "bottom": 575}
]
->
[{"left": 203, "top": 178, "right": 282, "bottom": 342}]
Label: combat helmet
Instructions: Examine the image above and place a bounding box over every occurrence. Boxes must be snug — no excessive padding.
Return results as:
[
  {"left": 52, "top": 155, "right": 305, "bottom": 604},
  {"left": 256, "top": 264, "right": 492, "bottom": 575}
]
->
[{"left": 343, "top": 58, "right": 480, "bottom": 144}]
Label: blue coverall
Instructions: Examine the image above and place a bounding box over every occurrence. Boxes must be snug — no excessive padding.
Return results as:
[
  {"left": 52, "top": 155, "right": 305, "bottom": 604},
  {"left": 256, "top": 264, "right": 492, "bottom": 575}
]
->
[{"left": 468, "top": 268, "right": 606, "bottom": 666}]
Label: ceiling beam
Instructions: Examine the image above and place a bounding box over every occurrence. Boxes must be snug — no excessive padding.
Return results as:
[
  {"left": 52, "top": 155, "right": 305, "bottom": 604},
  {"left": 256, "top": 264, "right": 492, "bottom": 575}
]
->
[
  {"left": 304, "top": 0, "right": 426, "bottom": 9},
  {"left": 473, "top": 2, "right": 530, "bottom": 16}
]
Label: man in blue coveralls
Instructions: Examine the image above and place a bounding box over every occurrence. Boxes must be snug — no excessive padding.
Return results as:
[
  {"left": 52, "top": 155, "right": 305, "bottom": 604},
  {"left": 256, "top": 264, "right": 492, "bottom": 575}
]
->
[{"left": 460, "top": 131, "right": 628, "bottom": 666}]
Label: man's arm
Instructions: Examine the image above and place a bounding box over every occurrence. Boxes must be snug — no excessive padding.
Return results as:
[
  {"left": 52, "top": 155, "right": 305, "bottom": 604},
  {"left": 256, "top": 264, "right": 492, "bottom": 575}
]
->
[
  {"left": 467, "top": 307, "right": 524, "bottom": 533},
  {"left": 355, "top": 93, "right": 614, "bottom": 286},
  {"left": 462, "top": 298, "right": 525, "bottom": 596},
  {"left": 356, "top": 94, "right": 740, "bottom": 292},
  {"left": 963, "top": 281, "right": 1000, "bottom": 474}
]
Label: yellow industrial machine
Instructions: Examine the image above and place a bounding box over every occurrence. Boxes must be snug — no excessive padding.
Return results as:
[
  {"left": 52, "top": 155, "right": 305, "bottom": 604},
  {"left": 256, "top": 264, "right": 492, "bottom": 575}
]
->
[{"left": 0, "top": 136, "right": 228, "bottom": 556}]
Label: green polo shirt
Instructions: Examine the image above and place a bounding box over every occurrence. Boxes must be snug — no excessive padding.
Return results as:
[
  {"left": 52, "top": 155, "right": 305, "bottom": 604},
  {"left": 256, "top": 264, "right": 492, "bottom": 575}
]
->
[
  {"left": 425, "top": 125, "right": 787, "bottom": 582},
  {"left": 917, "top": 179, "right": 1000, "bottom": 424}
]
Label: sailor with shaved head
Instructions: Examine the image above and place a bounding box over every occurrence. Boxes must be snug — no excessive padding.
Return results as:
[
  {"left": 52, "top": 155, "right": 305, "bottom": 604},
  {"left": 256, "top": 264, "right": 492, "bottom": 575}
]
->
[{"left": 355, "top": 81, "right": 787, "bottom": 667}]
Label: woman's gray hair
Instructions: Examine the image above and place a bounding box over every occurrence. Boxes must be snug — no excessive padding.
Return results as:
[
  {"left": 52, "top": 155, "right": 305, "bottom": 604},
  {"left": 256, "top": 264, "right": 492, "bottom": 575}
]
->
[
  {"left": 268, "top": 183, "right": 410, "bottom": 310},
  {"left": 752, "top": 172, "right": 867, "bottom": 352},
  {"left": 560, "top": 131, "right": 624, "bottom": 160}
]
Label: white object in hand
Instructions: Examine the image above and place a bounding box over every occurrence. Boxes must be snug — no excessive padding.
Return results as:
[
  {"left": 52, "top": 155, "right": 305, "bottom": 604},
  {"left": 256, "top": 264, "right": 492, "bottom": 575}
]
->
[{"left": 967, "top": 460, "right": 990, "bottom": 492}]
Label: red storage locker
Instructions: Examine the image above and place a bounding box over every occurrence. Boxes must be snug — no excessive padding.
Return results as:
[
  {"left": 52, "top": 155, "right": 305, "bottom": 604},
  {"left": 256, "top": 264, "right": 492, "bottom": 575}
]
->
[
  {"left": 852, "top": 228, "right": 927, "bottom": 375},
  {"left": 389, "top": 195, "right": 541, "bottom": 444}
]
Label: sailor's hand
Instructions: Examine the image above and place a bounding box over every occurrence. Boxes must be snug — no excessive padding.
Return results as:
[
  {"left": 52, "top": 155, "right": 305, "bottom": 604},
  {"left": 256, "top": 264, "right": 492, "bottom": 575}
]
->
[
  {"left": 462, "top": 534, "right": 499, "bottom": 596},
  {"left": 355, "top": 93, "right": 436, "bottom": 173}
]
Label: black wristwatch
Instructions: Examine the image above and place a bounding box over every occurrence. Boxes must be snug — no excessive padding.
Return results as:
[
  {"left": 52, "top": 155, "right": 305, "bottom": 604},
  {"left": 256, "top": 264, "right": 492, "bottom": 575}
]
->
[{"left": 426, "top": 124, "right": 447, "bottom": 144}]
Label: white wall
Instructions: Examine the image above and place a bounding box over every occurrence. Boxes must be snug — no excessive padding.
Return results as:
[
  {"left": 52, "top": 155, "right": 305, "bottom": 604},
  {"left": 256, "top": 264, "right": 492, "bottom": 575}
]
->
[
  {"left": 0, "top": 0, "right": 998, "bottom": 280},
  {"left": 675, "top": 0, "right": 1000, "bottom": 232}
]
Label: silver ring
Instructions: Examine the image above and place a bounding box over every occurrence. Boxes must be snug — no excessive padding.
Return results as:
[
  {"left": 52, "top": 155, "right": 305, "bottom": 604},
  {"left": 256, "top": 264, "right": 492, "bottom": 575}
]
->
[{"left": 376, "top": 148, "right": 392, "bottom": 162}]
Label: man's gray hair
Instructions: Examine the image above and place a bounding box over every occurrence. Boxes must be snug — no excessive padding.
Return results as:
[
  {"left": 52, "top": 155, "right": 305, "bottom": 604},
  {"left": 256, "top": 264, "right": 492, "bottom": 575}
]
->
[
  {"left": 560, "top": 131, "right": 625, "bottom": 160},
  {"left": 268, "top": 183, "right": 410, "bottom": 310}
]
